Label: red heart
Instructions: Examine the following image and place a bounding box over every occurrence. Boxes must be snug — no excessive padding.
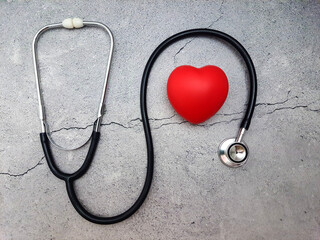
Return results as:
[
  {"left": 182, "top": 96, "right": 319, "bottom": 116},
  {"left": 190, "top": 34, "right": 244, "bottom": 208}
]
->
[{"left": 167, "top": 65, "right": 228, "bottom": 124}]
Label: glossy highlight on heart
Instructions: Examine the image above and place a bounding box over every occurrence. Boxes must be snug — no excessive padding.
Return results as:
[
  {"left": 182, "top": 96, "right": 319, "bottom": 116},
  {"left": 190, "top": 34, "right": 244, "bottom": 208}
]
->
[{"left": 167, "top": 65, "right": 228, "bottom": 124}]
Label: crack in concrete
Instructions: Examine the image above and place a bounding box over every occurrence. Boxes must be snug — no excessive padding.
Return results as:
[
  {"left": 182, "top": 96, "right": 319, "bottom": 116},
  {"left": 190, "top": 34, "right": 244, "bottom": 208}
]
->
[
  {"left": 150, "top": 114, "right": 176, "bottom": 121},
  {"left": 154, "top": 120, "right": 188, "bottom": 129},
  {"left": 51, "top": 124, "right": 93, "bottom": 133},
  {"left": 255, "top": 91, "right": 319, "bottom": 115},
  {"left": 207, "top": 0, "right": 225, "bottom": 29},
  {"left": 204, "top": 117, "right": 242, "bottom": 127},
  {"left": 265, "top": 105, "right": 320, "bottom": 115},
  {"left": 173, "top": 38, "right": 194, "bottom": 64},
  {"left": 257, "top": 93, "right": 319, "bottom": 115},
  {"left": 49, "top": 94, "right": 319, "bottom": 134},
  {"left": 101, "top": 121, "right": 129, "bottom": 129},
  {"left": 0, "top": 157, "right": 44, "bottom": 178},
  {"left": 3, "top": 95, "right": 318, "bottom": 178},
  {"left": 128, "top": 114, "right": 176, "bottom": 124},
  {"left": 201, "top": 91, "right": 301, "bottom": 117},
  {"left": 256, "top": 90, "right": 298, "bottom": 107},
  {"left": 216, "top": 110, "right": 244, "bottom": 116},
  {"left": 173, "top": 0, "right": 225, "bottom": 64},
  {"left": 51, "top": 114, "right": 178, "bottom": 134},
  {"left": 153, "top": 116, "right": 242, "bottom": 129},
  {"left": 49, "top": 91, "right": 309, "bottom": 134}
]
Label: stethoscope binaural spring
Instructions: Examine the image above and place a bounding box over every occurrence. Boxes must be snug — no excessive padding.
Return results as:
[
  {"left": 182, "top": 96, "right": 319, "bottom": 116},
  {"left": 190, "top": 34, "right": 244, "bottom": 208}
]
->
[{"left": 33, "top": 18, "right": 256, "bottom": 225}]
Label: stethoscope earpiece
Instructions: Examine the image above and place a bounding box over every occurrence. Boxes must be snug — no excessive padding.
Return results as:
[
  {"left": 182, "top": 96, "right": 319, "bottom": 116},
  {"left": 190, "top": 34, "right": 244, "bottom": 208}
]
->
[{"left": 218, "top": 128, "right": 249, "bottom": 168}]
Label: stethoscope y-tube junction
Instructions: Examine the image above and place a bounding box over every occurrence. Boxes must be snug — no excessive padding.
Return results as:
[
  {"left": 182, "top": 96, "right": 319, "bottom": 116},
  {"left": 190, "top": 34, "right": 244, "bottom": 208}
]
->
[{"left": 40, "top": 129, "right": 154, "bottom": 224}]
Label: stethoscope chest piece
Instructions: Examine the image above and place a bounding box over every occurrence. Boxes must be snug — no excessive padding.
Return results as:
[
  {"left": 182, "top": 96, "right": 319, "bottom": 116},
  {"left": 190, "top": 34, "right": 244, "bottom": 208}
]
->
[{"left": 218, "top": 138, "right": 249, "bottom": 168}]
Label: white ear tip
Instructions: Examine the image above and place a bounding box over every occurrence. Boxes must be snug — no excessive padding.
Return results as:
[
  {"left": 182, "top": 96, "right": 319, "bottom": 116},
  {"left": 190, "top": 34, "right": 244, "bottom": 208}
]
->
[
  {"left": 72, "top": 18, "right": 84, "bottom": 28},
  {"left": 62, "top": 18, "right": 73, "bottom": 29}
]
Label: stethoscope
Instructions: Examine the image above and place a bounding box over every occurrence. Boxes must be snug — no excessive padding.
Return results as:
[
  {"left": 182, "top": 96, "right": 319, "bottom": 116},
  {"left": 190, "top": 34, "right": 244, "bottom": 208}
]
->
[{"left": 33, "top": 18, "right": 256, "bottom": 224}]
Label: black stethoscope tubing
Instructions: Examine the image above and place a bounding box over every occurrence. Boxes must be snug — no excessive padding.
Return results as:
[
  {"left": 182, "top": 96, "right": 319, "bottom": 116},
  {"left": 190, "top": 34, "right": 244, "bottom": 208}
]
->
[{"left": 40, "top": 28, "right": 256, "bottom": 224}]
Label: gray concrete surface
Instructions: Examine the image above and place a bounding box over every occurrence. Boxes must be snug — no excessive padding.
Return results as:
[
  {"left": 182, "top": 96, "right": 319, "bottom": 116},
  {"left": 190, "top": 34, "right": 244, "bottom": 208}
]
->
[{"left": 0, "top": 0, "right": 319, "bottom": 239}]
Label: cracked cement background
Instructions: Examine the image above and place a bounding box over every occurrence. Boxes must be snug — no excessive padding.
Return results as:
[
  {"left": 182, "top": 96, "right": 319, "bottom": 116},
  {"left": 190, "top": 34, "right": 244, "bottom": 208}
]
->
[{"left": 0, "top": 0, "right": 319, "bottom": 239}]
